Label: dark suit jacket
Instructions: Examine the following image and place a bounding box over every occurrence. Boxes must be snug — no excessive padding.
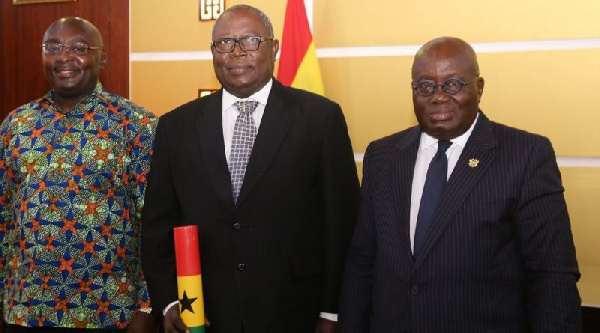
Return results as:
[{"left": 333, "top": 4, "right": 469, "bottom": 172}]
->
[
  {"left": 141, "top": 80, "right": 360, "bottom": 333},
  {"left": 339, "top": 112, "right": 581, "bottom": 333}
]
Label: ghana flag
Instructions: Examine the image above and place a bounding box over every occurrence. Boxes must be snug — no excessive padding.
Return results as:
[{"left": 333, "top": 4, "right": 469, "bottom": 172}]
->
[
  {"left": 174, "top": 225, "right": 205, "bottom": 333},
  {"left": 277, "top": 0, "right": 325, "bottom": 95}
]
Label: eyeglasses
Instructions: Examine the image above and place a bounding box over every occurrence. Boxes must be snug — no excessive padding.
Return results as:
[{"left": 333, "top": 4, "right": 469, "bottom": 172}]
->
[
  {"left": 411, "top": 78, "right": 470, "bottom": 97},
  {"left": 42, "top": 42, "right": 103, "bottom": 56},
  {"left": 211, "top": 36, "right": 273, "bottom": 53}
]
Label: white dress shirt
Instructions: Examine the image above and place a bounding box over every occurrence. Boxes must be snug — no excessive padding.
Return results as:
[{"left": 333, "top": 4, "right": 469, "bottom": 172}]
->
[
  {"left": 222, "top": 79, "right": 272, "bottom": 163},
  {"left": 409, "top": 112, "right": 480, "bottom": 253}
]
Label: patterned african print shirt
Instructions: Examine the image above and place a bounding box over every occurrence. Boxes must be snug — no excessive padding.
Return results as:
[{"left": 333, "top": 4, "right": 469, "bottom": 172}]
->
[{"left": 0, "top": 83, "right": 157, "bottom": 329}]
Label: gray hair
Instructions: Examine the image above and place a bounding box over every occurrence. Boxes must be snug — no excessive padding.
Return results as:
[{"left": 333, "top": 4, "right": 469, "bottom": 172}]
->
[{"left": 212, "top": 4, "right": 274, "bottom": 37}]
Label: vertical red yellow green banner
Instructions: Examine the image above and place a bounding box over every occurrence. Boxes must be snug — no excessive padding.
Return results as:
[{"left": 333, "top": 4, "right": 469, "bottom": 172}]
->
[
  {"left": 277, "top": 0, "right": 325, "bottom": 96},
  {"left": 174, "top": 225, "right": 206, "bottom": 333}
]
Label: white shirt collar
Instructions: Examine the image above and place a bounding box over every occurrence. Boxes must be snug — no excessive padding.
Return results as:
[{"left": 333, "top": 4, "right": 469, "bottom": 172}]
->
[{"left": 222, "top": 78, "right": 273, "bottom": 111}]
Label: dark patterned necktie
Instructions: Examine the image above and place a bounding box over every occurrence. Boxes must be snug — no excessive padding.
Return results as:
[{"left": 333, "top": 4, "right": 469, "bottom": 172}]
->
[
  {"left": 414, "top": 140, "right": 452, "bottom": 257},
  {"left": 229, "top": 100, "right": 259, "bottom": 203}
]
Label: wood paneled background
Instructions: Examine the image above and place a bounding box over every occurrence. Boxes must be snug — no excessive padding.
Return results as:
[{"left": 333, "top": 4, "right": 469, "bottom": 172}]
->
[{"left": 0, "top": 0, "right": 128, "bottom": 120}]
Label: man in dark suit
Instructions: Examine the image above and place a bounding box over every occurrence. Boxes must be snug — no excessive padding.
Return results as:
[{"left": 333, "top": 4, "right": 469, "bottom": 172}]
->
[
  {"left": 339, "top": 37, "right": 581, "bottom": 332},
  {"left": 141, "top": 4, "right": 359, "bottom": 333}
]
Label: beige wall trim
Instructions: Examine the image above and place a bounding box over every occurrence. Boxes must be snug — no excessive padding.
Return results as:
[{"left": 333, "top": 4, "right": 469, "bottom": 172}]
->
[
  {"left": 582, "top": 303, "right": 600, "bottom": 308},
  {"left": 318, "top": 38, "right": 600, "bottom": 58},
  {"left": 556, "top": 157, "right": 600, "bottom": 167},
  {"left": 131, "top": 51, "right": 213, "bottom": 62},
  {"left": 130, "top": 38, "right": 600, "bottom": 62}
]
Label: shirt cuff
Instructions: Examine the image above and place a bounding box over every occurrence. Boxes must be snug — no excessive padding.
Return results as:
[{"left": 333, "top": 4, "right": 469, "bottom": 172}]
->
[
  {"left": 139, "top": 307, "right": 152, "bottom": 314},
  {"left": 163, "top": 300, "right": 179, "bottom": 316},
  {"left": 320, "top": 312, "right": 338, "bottom": 321}
]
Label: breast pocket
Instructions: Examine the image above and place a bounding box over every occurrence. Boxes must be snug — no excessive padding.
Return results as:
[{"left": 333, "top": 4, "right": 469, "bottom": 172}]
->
[{"left": 83, "top": 140, "right": 128, "bottom": 192}]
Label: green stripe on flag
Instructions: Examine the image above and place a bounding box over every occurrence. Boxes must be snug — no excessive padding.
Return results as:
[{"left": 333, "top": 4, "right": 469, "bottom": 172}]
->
[{"left": 189, "top": 326, "right": 205, "bottom": 333}]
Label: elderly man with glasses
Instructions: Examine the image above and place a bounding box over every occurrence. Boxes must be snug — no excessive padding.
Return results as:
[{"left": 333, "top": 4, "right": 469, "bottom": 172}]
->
[
  {"left": 338, "top": 36, "right": 581, "bottom": 332},
  {"left": 141, "top": 4, "right": 360, "bottom": 333},
  {"left": 0, "top": 17, "right": 158, "bottom": 332}
]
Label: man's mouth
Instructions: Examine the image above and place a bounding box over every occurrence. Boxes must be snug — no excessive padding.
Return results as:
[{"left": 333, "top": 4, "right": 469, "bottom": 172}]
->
[
  {"left": 55, "top": 68, "right": 80, "bottom": 78},
  {"left": 428, "top": 110, "right": 453, "bottom": 121},
  {"left": 228, "top": 65, "right": 251, "bottom": 74}
]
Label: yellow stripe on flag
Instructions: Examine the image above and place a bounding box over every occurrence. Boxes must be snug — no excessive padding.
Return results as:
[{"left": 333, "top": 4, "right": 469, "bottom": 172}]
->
[
  {"left": 177, "top": 275, "right": 205, "bottom": 327},
  {"left": 291, "top": 42, "right": 325, "bottom": 96}
]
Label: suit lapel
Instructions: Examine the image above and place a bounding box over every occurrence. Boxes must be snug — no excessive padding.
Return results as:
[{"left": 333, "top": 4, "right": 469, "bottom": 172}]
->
[
  {"left": 414, "top": 113, "right": 498, "bottom": 267},
  {"left": 392, "top": 127, "right": 421, "bottom": 258},
  {"left": 235, "top": 81, "right": 295, "bottom": 205},
  {"left": 195, "top": 90, "right": 236, "bottom": 209}
]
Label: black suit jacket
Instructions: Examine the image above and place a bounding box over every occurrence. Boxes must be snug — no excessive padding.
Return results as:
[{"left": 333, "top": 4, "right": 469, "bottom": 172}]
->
[
  {"left": 141, "top": 80, "right": 360, "bottom": 333},
  {"left": 339, "top": 113, "right": 581, "bottom": 332}
]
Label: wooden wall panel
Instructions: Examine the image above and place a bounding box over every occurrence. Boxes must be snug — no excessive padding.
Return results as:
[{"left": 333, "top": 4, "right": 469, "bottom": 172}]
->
[{"left": 0, "top": 0, "right": 128, "bottom": 119}]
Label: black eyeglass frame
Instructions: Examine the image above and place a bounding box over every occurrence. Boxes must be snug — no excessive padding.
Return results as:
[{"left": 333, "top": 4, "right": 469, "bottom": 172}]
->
[
  {"left": 42, "top": 43, "right": 103, "bottom": 56},
  {"left": 411, "top": 78, "right": 470, "bottom": 97},
  {"left": 211, "top": 36, "right": 274, "bottom": 53}
]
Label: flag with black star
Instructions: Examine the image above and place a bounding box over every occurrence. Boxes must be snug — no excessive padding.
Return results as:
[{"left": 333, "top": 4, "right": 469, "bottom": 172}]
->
[{"left": 175, "top": 226, "right": 206, "bottom": 332}]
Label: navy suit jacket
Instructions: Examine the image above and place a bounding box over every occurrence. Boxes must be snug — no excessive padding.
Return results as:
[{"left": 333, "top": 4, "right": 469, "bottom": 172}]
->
[
  {"left": 141, "top": 80, "right": 360, "bottom": 333},
  {"left": 339, "top": 112, "right": 581, "bottom": 332}
]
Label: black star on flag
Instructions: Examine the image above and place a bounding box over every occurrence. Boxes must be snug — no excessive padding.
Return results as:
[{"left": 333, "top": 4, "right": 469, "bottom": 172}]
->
[{"left": 179, "top": 290, "right": 198, "bottom": 314}]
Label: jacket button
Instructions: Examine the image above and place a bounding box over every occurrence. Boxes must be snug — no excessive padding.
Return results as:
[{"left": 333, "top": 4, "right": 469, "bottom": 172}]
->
[
  {"left": 410, "top": 285, "right": 419, "bottom": 295},
  {"left": 233, "top": 222, "right": 241, "bottom": 230},
  {"left": 237, "top": 263, "right": 246, "bottom": 271}
]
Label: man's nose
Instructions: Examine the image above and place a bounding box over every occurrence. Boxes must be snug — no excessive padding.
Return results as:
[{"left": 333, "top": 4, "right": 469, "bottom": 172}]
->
[
  {"left": 431, "top": 85, "right": 449, "bottom": 102},
  {"left": 231, "top": 41, "right": 247, "bottom": 56}
]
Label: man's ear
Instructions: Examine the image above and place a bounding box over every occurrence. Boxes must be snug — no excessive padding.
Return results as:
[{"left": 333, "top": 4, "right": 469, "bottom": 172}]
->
[
  {"left": 100, "top": 52, "right": 108, "bottom": 68},
  {"left": 272, "top": 39, "right": 279, "bottom": 61},
  {"left": 477, "top": 76, "right": 485, "bottom": 102}
]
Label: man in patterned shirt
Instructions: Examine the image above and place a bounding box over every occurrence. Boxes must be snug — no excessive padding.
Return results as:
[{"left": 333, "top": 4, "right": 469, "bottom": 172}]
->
[{"left": 0, "top": 17, "right": 157, "bottom": 332}]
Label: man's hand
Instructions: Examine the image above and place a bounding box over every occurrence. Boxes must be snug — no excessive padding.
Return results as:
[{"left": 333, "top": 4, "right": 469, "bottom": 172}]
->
[
  {"left": 163, "top": 305, "right": 189, "bottom": 333},
  {"left": 126, "top": 311, "right": 158, "bottom": 333},
  {"left": 315, "top": 318, "right": 338, "bottom": 333}
]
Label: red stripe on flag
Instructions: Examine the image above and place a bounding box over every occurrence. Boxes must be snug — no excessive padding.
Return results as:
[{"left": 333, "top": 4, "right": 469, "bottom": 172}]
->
[
  {"left": 174, "top": 225, "right": 202, "bottom": 276},
  {"left": 277, "top": 0, "right": 313, "bottom": 86}
]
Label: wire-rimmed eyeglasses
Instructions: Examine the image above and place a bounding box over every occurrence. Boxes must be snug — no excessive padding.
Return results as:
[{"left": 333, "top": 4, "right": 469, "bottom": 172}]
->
[
  {"left": 411, "top": 78, "right": 470, "bottom": 97},
  {"left": 42, "top": 42, "right": 103, "bottom": 56},
  {"left": 211, "top": 36, "right": 274, "bottom": 53}
]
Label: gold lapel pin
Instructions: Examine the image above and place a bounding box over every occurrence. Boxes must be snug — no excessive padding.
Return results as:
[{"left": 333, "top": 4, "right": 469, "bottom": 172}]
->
[{"left": 468, "top": 158, "right": 479, "bottom": 168}]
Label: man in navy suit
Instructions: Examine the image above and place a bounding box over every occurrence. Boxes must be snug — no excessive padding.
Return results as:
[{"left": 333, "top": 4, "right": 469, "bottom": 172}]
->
[
  {"left": 141, "top": 4, "right": 359, "bottom": 333},
  {"left": 339, "top": 37, "right": 581, "bottom": 332}
]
